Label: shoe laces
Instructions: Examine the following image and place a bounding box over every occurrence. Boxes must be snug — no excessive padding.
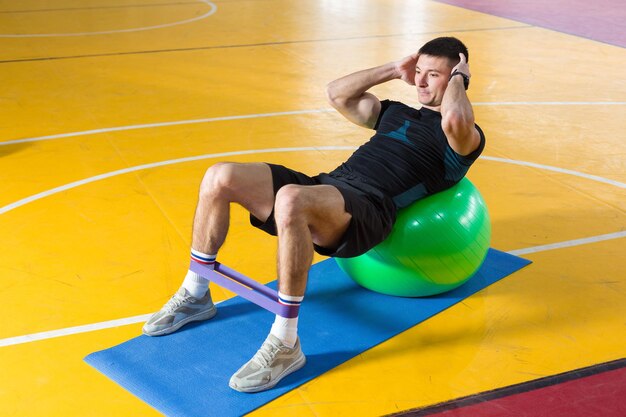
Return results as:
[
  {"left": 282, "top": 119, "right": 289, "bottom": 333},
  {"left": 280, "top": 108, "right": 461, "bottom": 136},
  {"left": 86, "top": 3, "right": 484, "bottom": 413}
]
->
[
  {"left": 164, "top": 290, "right": 193, "bottom": 313},
  {"left": 252, "top": 338, "right": 283, "bottom": 367}
]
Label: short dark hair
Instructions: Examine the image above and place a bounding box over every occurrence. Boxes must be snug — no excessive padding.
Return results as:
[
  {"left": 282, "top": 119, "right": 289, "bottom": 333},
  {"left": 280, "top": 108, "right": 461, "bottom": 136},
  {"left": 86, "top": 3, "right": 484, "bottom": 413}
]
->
[{"left": 418, "top": 37, "right": 469, "bottom": 66}]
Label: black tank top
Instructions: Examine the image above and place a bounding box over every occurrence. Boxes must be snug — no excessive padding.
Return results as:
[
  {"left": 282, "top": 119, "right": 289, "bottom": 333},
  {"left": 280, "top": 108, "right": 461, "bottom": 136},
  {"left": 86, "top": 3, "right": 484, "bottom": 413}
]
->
[{"left": 328, "top": 100, "right": 485, "bottom": 208}]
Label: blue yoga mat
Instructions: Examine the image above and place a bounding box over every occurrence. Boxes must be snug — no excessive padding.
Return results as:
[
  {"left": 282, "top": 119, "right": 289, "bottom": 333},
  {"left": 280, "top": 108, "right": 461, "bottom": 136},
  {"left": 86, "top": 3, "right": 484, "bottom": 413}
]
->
[{"left": 85, "top": 249, "right": 530, "bottom": 417}]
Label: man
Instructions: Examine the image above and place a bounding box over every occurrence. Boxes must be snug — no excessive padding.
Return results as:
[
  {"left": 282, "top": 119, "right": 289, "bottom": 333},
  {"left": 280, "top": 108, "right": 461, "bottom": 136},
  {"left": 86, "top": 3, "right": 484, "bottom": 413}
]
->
[{"left": 143, "top": 37, "right": 485, "bottom": 393}]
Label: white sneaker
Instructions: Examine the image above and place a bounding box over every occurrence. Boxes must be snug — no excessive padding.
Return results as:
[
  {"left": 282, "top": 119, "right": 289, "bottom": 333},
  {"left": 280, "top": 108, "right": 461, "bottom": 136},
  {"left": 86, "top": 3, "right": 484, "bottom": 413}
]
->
[
  {"left": 142, "top": 288, "right": 216, "bottom": 336},
  {"left": 229, "top": 334, "right": 306, "bottom": 393}
]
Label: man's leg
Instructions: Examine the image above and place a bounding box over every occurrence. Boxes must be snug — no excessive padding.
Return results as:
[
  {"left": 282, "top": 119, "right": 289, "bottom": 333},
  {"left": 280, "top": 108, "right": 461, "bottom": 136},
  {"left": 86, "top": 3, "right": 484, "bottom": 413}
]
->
[
  {"left": 272, "top": 183, "right": 351, "bottom": 344},
  {"left": 191, "top": 162, "right": 276, "bottom": 255},
  {"left": 272, "top": 183, "right": 351, "bottom": 343},
  {"left": 230, "top": 184, "right": 351, "bottom": 392},
  {"left": 143, "top": 162, "right": 276, "bottom": 336},
  {"left": 274, "top": 184, "right": 351, "bottom": 293}
]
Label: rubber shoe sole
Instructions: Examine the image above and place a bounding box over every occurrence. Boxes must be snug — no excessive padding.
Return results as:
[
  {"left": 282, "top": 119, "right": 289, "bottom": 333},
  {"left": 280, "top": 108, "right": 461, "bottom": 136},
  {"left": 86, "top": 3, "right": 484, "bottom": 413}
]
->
[
  {"left": 142, "top": 305, "right": 217, "bottom": 337},
  {"left": 229, "top": 353, "right": 306, "bottom": 393}
]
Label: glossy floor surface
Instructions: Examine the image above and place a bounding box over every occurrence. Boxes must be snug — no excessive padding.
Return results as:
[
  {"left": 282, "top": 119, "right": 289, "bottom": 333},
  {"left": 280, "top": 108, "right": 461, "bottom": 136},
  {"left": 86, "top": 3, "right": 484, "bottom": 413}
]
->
[{"left": 1, "top": 0, "right": 624, "bottom": 416}]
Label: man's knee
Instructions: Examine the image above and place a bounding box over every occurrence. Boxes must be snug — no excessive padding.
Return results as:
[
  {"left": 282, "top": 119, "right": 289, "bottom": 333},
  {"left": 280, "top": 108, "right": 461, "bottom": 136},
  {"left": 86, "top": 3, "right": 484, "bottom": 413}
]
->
[
  {"left": 198, "top": 163, "right": 275, "bottom": 221},
  {"left": 199, "top": 162, "right": 242, "bottom": 199},
  {"left": 274, "top": 185, "right": 310, "bottom": 226}
]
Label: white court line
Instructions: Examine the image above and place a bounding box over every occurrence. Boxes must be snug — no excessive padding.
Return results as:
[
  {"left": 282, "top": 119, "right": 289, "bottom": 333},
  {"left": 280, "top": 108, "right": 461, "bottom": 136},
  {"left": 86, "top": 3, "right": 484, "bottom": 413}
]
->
[
  {"left": 0, "top": 1, "right": 217, "bottom": 38},
  {"left": 1, "top": 230, "right": 624, "bottom": 348},
  {"left": 0, "top": 109, "right": 334, "bottom": 147},
  {"left": 0, "top": 314, "right": 152, "bottom": 348},
  {"left": 2, "top": 102, "right": 626, "bottom": 147},
  {"left": 0, "top": 146, "right": 356, "bottom": 215},
  {"left": 508, "top": 231, "right": 626, "bottom": 256},
  {"left": 482, "top": 156, "right": 626, "bottom": 189},
  {"left": 1, "top": 146, "right": 624, "bottom": 216}
]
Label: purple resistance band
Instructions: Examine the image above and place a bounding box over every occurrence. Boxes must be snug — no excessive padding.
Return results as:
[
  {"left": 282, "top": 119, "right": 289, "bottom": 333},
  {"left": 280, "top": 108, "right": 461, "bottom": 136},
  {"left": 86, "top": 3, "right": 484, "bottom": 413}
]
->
[{"left": 189, "top": 261, "right": 299, "bottom": 318}]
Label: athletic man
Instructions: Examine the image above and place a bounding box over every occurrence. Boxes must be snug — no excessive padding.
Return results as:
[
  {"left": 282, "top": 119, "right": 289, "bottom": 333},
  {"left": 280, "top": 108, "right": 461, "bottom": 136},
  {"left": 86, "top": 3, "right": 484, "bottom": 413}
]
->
[{"left": 143, "top": 37, "right": 485, "bottom": 393}]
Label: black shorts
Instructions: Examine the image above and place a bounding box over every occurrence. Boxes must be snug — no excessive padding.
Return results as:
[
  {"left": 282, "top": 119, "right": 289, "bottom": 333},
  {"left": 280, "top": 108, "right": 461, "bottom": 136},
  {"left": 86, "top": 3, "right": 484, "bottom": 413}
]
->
[{"left": 250, "top": 163, "right": 397, "bottom": 258}]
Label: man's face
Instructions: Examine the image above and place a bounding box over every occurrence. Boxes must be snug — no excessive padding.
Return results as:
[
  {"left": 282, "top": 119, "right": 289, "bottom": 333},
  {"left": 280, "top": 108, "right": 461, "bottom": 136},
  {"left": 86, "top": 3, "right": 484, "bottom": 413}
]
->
[{"left": 414, "top": 54, "right": 454, "bottom": 108}]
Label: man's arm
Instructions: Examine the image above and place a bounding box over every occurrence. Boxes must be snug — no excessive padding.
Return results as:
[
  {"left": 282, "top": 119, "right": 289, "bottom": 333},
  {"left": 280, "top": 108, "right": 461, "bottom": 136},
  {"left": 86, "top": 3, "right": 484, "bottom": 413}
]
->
[
  {"left": 441, "top": 53, "right": 481, "bottom": 156},
  {"left": 326, "top": 54, "right": 417, "bottom": 129}
]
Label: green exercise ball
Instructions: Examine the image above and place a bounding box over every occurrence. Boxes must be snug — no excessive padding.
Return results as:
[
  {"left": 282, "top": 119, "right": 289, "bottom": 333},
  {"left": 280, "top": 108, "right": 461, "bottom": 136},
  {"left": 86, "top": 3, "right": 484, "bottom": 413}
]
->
[{"left": 336, "top": 178, "right": 491, "bottom": 297}]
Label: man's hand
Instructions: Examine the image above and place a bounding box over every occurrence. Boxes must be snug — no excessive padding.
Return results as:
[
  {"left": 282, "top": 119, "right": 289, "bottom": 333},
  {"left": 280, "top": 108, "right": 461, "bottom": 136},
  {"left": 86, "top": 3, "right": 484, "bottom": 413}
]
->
[
  {"left": 451, "top": 53, "right": 471, "bottom": 78},
  {"left": 395, "top": 53, "right": 418, "bottom": 85}
]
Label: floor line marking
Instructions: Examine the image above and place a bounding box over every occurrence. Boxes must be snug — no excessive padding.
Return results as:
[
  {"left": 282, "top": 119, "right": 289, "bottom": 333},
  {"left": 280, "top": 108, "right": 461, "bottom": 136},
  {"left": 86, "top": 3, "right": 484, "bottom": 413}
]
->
[
  {"left": 508, "top": 231, "right": 626, "bottom": 256},
  {"left": 0, "top": 146, "right": 356, "bottom": 215},
  {"left": 3, "top": 102, "right": 626, "bottom": 147},
  {"left": 0, "top": 2, "right": 201, "bottom": 14},
  {"left": 0, "top": 0, "right": 216, "bottom": 37},
  {"left": 1, "top": 231, "right": 624, "bottom": 348},
  {"left": 0, "top": 314, "right": 153, "bottom": 348},
  {"left": 1, "top": 146, "right": 624, "bottom": 216},
  {"left": 481, "top": 156, "right": 625, "bottom": 189},
  {"left": 0, "top": 25, "right": 530, "bottom": 64},
  {"left": 0, "top": 109, "right": 334, "bottom": 146}
]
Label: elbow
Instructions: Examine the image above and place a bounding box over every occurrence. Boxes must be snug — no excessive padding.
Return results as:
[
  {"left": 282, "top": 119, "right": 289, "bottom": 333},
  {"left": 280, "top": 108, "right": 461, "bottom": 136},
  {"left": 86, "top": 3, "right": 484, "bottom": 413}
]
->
[
  {"left": 442, "top": 110, "right": 479, "bottom": 156},
  {"left": 325, "top": 82, "right": 339, "bottom": 107},
  {"left": 326, "top": 81, "right": 346, "bottom": 109}
]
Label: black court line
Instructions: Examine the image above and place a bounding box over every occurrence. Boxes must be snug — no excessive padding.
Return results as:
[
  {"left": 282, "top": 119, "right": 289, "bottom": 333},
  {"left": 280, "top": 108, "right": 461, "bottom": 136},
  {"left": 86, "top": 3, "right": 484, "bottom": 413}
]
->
[
  {"left": 386, "top": 358, "right": 626, "bottom": 416},
  {"left": 0, "top": 2, "right": 200, "bottom": 14},
  {"left": 0, "top": 25, "right": 531, "bottom": 65}
]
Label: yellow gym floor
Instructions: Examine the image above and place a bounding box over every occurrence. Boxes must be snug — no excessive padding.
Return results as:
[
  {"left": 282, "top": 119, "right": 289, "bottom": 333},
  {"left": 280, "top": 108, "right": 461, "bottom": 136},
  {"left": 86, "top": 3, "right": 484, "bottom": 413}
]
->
[{"left": 1, "top": 1, "right": 624, "bottom": 415}]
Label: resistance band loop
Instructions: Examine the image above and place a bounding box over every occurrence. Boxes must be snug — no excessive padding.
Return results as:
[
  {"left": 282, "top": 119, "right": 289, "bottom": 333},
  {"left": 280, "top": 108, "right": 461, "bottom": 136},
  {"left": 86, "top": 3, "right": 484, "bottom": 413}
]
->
[{"left": 189, "top": 261, "right": 299, "bottom": 318}]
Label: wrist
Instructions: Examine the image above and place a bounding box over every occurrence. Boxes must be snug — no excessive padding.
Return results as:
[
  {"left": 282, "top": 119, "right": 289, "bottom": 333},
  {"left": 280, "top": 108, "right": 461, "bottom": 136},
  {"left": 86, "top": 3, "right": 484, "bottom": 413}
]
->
[
  {"left": 390, "top": 61, "right": 405, "bottom": 80},
  {"left": 449, "top": 71, "right": 470, "bottom": 90}
]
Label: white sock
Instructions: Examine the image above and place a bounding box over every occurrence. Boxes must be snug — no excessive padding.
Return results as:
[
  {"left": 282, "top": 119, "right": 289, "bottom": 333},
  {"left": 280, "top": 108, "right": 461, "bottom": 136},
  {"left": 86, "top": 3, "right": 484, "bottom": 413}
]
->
[
  {"left": 270, "top": 292, "right": 303, "bottom": 348},
  {"left": 183, "top": 249, "right": 216, "bottom": 298},
  {"left": 182, "top": 270, "right": 210, "bottom": 298}
]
